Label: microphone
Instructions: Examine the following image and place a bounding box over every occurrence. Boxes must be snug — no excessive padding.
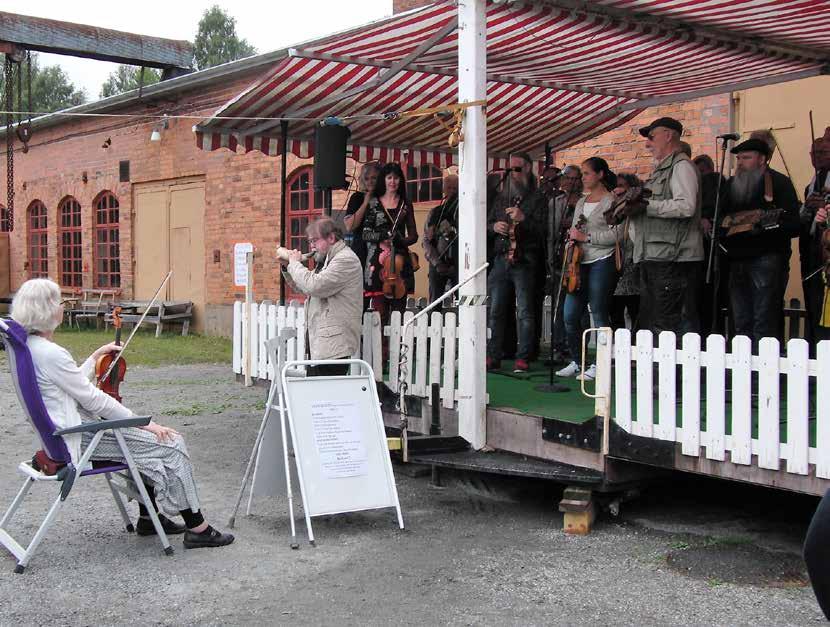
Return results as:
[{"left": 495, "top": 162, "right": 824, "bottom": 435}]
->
[{"left": 717, "top": 133, "right": 740, "bottom": 141}]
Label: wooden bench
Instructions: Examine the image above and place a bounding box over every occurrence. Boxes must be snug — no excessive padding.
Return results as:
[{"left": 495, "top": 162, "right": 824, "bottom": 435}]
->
[
  {"left": 113, "top": 300, "right": 193, "bottom": 337},
  {"left": 66, "top": 289, "right": 121, "bottom": 329}
]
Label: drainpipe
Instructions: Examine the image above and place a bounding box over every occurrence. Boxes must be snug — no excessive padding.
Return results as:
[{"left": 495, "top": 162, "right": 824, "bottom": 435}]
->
[{"left": 279, "top": 120, "right": 289, "bottom": 306}]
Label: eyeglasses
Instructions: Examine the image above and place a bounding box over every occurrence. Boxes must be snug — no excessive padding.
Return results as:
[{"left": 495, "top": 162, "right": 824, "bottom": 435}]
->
[{"left": 59, "top": 299, "right": 72, "bottom": 306}]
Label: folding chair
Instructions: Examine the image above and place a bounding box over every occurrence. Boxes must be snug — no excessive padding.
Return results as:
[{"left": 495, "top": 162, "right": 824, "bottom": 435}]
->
[{"left": 0, "top": 318, "right": 172, "bottom": 574}]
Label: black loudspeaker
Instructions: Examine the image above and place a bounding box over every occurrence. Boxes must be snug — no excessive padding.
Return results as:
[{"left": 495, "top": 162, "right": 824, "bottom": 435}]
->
[{"left": 313, "top": 124, "right": 350, "bottom": 189}]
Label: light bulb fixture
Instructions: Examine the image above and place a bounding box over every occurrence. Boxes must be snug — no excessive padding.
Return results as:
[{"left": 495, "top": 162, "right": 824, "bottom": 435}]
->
[{"left": 149, "top": 115, "right": 170, "bottom": 142}]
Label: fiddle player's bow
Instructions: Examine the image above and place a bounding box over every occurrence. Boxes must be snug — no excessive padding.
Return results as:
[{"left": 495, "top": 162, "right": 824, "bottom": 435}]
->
[{"left": 100, "top": 271, "right": 173, "bottom": 382}]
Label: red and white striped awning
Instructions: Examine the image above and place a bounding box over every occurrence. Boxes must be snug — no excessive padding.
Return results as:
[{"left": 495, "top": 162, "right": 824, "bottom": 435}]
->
[{"left": 195, "top": 0, "right": 830, "bottom": 163}]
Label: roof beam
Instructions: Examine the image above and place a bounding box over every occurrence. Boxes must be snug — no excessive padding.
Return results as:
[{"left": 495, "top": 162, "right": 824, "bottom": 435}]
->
[
  {"left": 619, "top": 66, "right": 826, "bottom": 110},
  {"left": 0, "top": 11, "right": 192, "bottom": 69},
  {"left": 535, "top": 0, "right": 829, "bottom": 64},
  {"left": 238, "top": 15, "right": 460, "bottom": 137},
  {"left": 285, "top": 49, "right": 633, "bottom": 100}
]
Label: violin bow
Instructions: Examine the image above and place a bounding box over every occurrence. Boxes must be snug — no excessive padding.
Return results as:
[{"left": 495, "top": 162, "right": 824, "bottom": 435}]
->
[{"left": 100, "top": 271, "right": 173, "bottom": 381}]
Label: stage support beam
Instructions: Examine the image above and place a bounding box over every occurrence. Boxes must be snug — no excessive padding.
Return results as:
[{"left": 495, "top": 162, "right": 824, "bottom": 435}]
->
[{"left": 457, "top": 0, "right": 487, "bottom": 450}]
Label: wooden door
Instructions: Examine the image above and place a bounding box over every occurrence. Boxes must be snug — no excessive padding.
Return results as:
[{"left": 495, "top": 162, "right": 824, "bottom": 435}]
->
[{"left": 133, "top": 185, "right": 169, "bottom": 299}]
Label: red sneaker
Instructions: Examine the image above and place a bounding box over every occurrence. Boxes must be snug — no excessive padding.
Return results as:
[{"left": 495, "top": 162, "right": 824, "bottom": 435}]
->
[
  {"left": 513, "top": 359, "right": 529, "bottom": 372},
  {"left": 486, "top": 357, "right": 501, "bottom": 371}
]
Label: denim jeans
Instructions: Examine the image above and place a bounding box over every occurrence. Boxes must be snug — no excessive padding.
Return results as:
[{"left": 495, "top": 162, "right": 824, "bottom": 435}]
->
[
  {"left": 729, "top": 252, "right": 787, "bottom": 345},
  {"left": 487, "top": 255, "right": 537, "bottom": 361},
  {"left": 563, "top": 256, "right": 617, "bottom": 361}
]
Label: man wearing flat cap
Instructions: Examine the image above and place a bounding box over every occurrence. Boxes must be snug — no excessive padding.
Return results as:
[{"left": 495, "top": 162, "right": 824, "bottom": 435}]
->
[
  {"left": 630, "top": 117, "right": 703, "bottom": 335},
  {"left": 719, "top": 136, "right": 800, "bottom": 345}
]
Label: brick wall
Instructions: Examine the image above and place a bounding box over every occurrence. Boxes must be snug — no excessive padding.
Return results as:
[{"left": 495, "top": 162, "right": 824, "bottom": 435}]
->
[
  {"left": 554, "top": 95, "right": 731, "bottom": 178},
  {"left": 0, "top": 68, "right": 314, "bottom": 334}
]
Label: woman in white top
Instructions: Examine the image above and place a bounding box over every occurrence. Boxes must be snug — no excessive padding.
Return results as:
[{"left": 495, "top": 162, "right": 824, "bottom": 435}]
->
[
  {"left": 11, "top": 279, "right": 233, "bottom": 549},
  {"left": 556, "top": 157, "right": 620, "bottom": 380}
]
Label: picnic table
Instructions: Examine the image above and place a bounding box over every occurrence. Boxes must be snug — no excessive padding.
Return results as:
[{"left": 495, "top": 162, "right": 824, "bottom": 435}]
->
[{"left": 111, "top": 300, "right": 193, "bottom": 337}]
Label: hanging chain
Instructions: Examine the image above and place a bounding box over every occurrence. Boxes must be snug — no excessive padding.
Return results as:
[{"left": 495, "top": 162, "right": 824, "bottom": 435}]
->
[{"left": 4, "top": 55, "right": 14, "bottom": 231}]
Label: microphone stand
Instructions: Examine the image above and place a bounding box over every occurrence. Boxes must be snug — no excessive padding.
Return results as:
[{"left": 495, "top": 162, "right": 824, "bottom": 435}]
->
[{"left": 705, "top": 136, "right": 733, "bottom": 333}]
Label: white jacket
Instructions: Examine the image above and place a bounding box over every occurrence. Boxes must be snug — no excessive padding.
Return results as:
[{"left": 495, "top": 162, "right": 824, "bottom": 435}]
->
[
  {"left": 286, "top": 240, "right": 364, "bottom": 361},
  {"left": 28, "top": 336, "right": 134, "bottom": 464}
]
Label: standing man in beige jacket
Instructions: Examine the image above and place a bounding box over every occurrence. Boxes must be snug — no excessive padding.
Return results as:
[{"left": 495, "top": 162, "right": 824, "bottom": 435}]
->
[{"left": 280, "top": 218, "right": 363, "bottom": 376}]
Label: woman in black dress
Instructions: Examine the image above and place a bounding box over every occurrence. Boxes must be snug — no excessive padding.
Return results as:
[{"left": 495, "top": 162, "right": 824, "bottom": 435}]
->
[{"left": 361, "top": 162, "right": 418, "bottom": 321}]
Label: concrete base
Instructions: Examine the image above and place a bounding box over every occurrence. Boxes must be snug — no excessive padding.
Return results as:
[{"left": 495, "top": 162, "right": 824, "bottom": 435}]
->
[
  {"left": 203, "top": 304, "right": 234, "bottom": 337},
  {"left": 559, "top": 486, "right": 596, "bottom": 535}
]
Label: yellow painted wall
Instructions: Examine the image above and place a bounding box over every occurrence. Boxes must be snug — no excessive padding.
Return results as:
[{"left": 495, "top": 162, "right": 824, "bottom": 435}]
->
[{"left": 734, "top": 76, "right": 830, "bottom": 302}]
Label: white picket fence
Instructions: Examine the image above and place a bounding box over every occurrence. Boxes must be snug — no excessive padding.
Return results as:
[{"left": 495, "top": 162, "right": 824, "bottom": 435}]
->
[
  {"left": 232, "top": 301, "right": 462, "bottom": 409},
  {"left": 612, "top": 329, "right": 830, "bottom": 479}
]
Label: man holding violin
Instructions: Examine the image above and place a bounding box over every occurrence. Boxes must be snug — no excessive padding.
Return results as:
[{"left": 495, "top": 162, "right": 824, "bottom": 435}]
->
[
  {"left": 486, "top": 152, "right": 547, "bottom": 373},
  {"left": 800, "top": 127, "right": 830, "bottom": 346},
  {"left": 625, "top": 117, "right": 703, "bottom": 335},
  {"left": 279, "top": 218, "right": 363, "bottom": 376}
]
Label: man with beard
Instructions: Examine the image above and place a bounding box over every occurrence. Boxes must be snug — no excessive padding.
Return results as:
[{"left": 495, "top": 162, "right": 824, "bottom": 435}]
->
[
  {"left": 800, "top": 127, "right": 830, "bottom": 346},
  {"left": 629, "top": 117, "right": 703, "bottom": 335},
  {"left": 423, "top": 173, "right": 459, "bottom": 303},
  {"left": 280, "top": 218, "right": 363, "bottom": 376},
  {"left": 720, "top": 138, "right": 800, "bottom": 345},
  {"left": 487, "top": 152, "right": 547, "bottom": 372}
]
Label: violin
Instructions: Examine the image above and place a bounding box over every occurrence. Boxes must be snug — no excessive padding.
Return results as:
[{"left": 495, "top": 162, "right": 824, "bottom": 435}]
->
[
  {"left": 96, "top": 306, "right": 127, "bottom": 402},
  {"left": 381, "top": 239, "right": 408, "bottom": 300},
  {"left": 604, "top": 187, "right": 651, "bottom": 226},
  {"left": 562, "top": 215, "right": 588, "bottom": 294},
  {"left": 506, "top": 195, "right": 523, "bottom": 266}
]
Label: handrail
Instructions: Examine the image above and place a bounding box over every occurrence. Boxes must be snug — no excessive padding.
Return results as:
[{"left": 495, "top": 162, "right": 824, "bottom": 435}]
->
[
  {"left": 396, "top": 261, "right": 488, "bottom": 462},
  {"left": 401, "top": 262, "right": 489, "bottom": 333}
]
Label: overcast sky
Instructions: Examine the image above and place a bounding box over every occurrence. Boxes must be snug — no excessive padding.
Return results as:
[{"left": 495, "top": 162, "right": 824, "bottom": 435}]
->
[{"left": 3, "top": 1, "right": 393, "bottom": 99}]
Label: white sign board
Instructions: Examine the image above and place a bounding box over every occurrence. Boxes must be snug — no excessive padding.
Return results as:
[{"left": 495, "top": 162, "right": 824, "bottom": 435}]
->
[
  {"left": 234, "top": 242, "right": 254, "bottom": 287},
  {"left": 281, "top": 361, "right": 403, "bottom": 541}
]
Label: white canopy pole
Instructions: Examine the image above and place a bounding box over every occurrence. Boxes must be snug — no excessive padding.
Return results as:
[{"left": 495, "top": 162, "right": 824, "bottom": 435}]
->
[{"left": 457, "top": 0, "right": 487, "bottom": 449}]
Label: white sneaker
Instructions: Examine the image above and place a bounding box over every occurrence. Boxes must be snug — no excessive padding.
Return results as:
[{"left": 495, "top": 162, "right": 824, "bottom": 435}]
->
[
  {"left": 577, "top": 364, "right": 597, "bottom": 381},
  {"left": 555, "top": 361, "right": 580, "bottom": 377}
]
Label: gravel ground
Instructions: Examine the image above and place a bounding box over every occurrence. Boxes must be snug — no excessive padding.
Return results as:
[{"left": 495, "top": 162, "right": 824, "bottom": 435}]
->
[{"left": 0, "top": 363, "right": 823, "bottom": 626}]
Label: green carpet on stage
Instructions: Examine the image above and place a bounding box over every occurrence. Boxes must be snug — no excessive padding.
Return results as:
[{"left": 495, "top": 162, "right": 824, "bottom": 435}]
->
[{"left": 486, "top": 360, "right": 597, "bottom": 424}]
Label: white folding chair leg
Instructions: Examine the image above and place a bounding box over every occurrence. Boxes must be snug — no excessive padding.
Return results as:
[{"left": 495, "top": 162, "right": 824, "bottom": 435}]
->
[
  {"left": 0, "top": 477, "right": 34, "bottom": 528},
  {"left": 113, "top": 431, "right": 173, "bottom": 555},
  {"left": 105, "top": 473, "right": 134, "bottom": 533},
  {"left": 15, "top": 492, "right": 66, "bottom": 573}
]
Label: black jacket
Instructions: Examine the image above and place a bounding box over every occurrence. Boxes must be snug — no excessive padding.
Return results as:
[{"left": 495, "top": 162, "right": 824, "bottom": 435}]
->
[
  {"left": 720, "top": 168, "right": 800, "bottom": 259},
  {"left": 487, "top": 184, "right": 547, "bottom": 262}
]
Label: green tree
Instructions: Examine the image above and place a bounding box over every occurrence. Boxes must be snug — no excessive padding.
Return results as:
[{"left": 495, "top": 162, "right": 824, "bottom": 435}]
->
[
  {"left": 0, "top": 53, "right": 86, "bottom": 114},
  {"left": 193, "top": 6, "right": 257, "bottom": 70},
  {"left": 100, "top": 65, "right": 161, "bottom": 98}
]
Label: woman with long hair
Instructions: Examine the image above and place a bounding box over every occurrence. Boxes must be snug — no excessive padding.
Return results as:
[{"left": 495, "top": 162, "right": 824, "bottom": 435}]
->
[
  {"left": 556, "top": 157, "right": 620, "bottom": 381},
  {"left": 361, "top": 162, "right": 419, "bottom": 318}
]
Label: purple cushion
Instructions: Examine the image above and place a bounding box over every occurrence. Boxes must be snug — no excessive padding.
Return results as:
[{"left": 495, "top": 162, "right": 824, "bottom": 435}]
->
[{"left": 0, "top": 319, "right": 72, "bottom": 463}]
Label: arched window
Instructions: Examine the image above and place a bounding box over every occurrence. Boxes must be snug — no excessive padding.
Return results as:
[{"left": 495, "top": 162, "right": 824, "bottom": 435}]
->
[
  {"left": 286, "top": 166, "right": 324, "bottom": 254},
  {"left": 93, "top": 191, "right": 120, "bottom": 288},
  {"left": 0, "top": 204, "right": 9, "bottom": 232},
  {"left": 58, "top": 196, "right": 83, "bottom": 288},
  {"left": 406, "top": 164, "right": 443, "bottom": 204},
  {"left": 27, "top": 200, "right": 48, "bottom": 278}
]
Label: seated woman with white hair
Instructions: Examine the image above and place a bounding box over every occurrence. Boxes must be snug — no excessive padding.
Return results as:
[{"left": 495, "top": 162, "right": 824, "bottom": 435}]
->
[{"left": 10, "top": 278, "right": 234, "bottom": 549}]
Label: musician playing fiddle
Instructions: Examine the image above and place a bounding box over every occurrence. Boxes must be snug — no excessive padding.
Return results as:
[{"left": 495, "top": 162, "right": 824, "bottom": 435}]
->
[
  {"left": 720, "top": 137, "right": 800, "bottom": 345},
  {"left": 555, "top": 158, "right": 620, "bottom": 381},
  {"left": 361, "top": 162, "right": 419, "bottom": 321},
  {"left": 11, "top": 279, "right": 234, "bottom": 548},
  {"left": 800, "top": 127, "right": 830, "bottom": 345},
  {"left": 422, "top": 172, "right": 459, "bottom": 303},
  {"left": 280, "top": 218, "right": 363, "bottom": 376},
  {"left": 486, "top": 152, "right": 546, "bottom": 373}
]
